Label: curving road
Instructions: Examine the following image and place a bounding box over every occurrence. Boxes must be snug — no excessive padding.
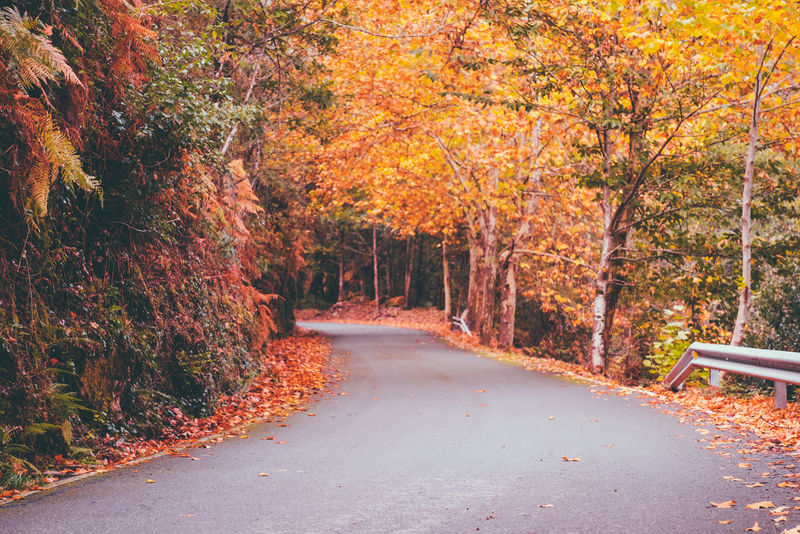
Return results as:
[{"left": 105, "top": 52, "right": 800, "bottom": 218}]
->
[{"left": 2, "top": 322, "right": 798, "bottom": 533}]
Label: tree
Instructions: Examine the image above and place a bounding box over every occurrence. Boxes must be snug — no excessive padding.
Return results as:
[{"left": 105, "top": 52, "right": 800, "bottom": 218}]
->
[{"left": 491, "top": 0, "right": 722, "bottom": 371}]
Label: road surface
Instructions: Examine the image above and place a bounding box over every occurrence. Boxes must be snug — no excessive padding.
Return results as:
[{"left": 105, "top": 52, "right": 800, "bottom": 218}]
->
[{"left": 2, "top": 322, "right": 798, "bottom": 533}]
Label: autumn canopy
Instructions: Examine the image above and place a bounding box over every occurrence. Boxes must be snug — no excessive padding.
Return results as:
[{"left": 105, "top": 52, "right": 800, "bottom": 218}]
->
[{"left": 1, "top": 0, "right": 799, "bottom": 486}]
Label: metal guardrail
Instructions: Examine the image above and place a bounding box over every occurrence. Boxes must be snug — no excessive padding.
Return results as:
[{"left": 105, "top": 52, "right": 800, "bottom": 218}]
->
[
  {"left": 663, "top": 342, "right": 800, "bottom": 409},
  {"left": 451, "top": 316, "right": 472, "bottom": 336}
]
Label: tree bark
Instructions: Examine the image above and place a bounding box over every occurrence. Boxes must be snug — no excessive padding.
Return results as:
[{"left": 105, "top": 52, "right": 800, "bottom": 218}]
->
[
  {"left": 477, "top": 204, "right": 499, "bottom": 345},
  {"left": 403, "top": 236, "right": 416, "bottom": 309},
  {"left": 731, "top": 46, "right": 765, "bottom": 347},
  {"left": 498, "top": 257, "right": 518, "bottom": 350},
  {"left": 589, "top": 183, "right": 613, "bottom": 373},
  {"left": 372, "top": 224, "right": 380, "bottom": 316},
  {"left": 442, "top": 239, "right": 452, "bottom": 321},
  {"left": 498, "top": 122, "right": 542, "bottom": 350},
  {"left": 337, "top": 250, "right": 344, "bottom": 303}
]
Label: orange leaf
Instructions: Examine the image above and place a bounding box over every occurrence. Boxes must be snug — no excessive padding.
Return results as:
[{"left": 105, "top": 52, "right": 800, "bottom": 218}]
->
[
  {"left": 746, "top": 501, "right": 775, "bottom": 510},
  {"left": 746, "top": 521, "right": 761, "bottom": 532},
  {"left": 562, "top": 456, "right": 581, "bottom": 462},
  {"left": 475, "top": 389, "right": 486, "bottom": 393},
  {"left": 261, "top": 436, "right": 275, "bottom": 440},
  {"left": 738, "top": 463, "right": 752, "bottom": 468},
  {"left": 718, "top": 520, "right": 732, "bottom": 524},
  {"left": 710, "top": 500, "right": 736, "bottom": 508},
  {"left": 145, "top": 479, "right": 156, "bottom": 484}
]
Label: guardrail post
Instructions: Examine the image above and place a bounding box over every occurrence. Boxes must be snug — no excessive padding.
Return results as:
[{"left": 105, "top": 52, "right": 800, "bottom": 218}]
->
[
  {"left": 775, "top": 381, "right": 788, "bottom": 409},
  {"left": 709, "top": 369, "right": 721, "bottom": 388}
]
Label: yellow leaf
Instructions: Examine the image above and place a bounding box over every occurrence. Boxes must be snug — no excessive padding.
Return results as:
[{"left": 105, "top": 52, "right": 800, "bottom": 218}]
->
[
  {"left": 746, "top": 501, "right": 775, "bottom": 510},
  {"left": 145, "top": 479, "right": 156, "bottom": 484},
  {"left": 258, "top": 473, "right": 269, "bottom": 477},
  {"left": 746, "top": 521, "right": 761, "bottom": 532},
  {"left": 710, "top": 500, "right": 736, "bottom": 508}
]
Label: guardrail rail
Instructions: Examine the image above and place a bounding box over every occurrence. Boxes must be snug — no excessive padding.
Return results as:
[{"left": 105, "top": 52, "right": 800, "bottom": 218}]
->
[{"left": 663, "top": 342, "right": 800, "bottom": 409}]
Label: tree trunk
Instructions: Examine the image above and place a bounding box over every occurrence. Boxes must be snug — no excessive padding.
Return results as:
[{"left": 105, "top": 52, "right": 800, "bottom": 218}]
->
[
  {"left": 498, "top": 121, "right": 543, "bottom": 350},
  {"left": 442, "top": 239, "right": 452, "bottom": 321},
  {"left": 403, "top": 236, "right": 416, "bottom": 309},
  {"left": 731, "top": 46, "right": 764, "bottom": 346},
  {"left": 337, "top": 252, "right": 344, "bottom": 303},
  {"left": 498, "top": 256, "right": 518, "bottom": 350},
  {"left": 466, "top": 221, "right": 480, "bottom": 329},
  {"left": 589, "top": 178, "right": 613, "bottom": 373},
  {"left": 477, "top": 206, "right": 499, "bottom": 345},
  {"left": 372, "top": 224, "right": 380, "bottom": 316}
]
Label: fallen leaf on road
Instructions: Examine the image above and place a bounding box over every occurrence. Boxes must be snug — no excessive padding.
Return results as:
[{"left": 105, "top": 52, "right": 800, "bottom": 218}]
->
[
  {"left": 711, "top": 500, "right": 736, "bottom": 508},
  {"left": 746, "top": 521, "right": 761, "bottom": 532},
  {"left": 746, "top": 502, "right": 775, "bottom": 510},
  {"left": 145, "top": 479, "right": 156, "bottom": 484},
  {"left": 184, "top": 514, "right": 196, "bottom": 518},
  {"left": 239, "top": 435, "right": 248, "bottom": 439},
  {"left": 779, "top": 482, "right": 796, "bottom": 488},
  {"left": 746, "top": 483, "right": 765, "bottom": 488},
  {"left": 475, "top": 389, "right": 486, "bottom": 393},
  {"left": 776, "top": 517, "right": 789, "bottom": 523},
  {"left": 547, "top": 416, "right": 554, "bottom": 420},
  {"left": 278, "top": 423, "right": 289, "bottom": 427},
  {"left": 739, "top": 463, "right": 752, "bottom": 468},
  {"left": 562, "top": 456, "right": 581, "bottom": 462},
  {"left": 717, "top": 520, "right": 732, "bottom": 524},
  {"left": 605, "top": 444, "right": 615, "bottom": 448},
  {"left": 771, "top": 507, "right": 791, "bottom": 516},
  {"left": 538, "top": 504, "right": 553, "bottom": 508},
  {"left": 307, "top": 413, "right": 315, "bottom": 416},
  {"left": 261, "top": 436, "right": 275, "bottom": 440},
  {"left": 258, "top": 473, "right": 269, "bottom": 477},
  {"left": 782, "top": 525, "right": 800, "bottom": 534},
  {"left": 723, "top": 476, "right": 743, "bottom": 482},
  {"left": 276, "top": 441, "right": 287, "bottom": 444}
]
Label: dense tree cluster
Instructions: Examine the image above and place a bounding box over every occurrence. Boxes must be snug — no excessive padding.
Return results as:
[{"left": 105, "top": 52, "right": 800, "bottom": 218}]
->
[{"left": 1, "top": 0, "right": 800, "bottom": 487}]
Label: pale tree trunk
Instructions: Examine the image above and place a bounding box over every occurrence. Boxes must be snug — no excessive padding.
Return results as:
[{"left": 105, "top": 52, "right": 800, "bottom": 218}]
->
[
  {"left": 442, "top": 239, "right": 452, "bottom": 321},
  {"left": 498, "top": 257, "right": 518, "bottom": 350},
  {"left": 589, "top": 122, "right": 614, "bottom": 373},
  {"left": 731, "top": 46, "right": 765, "bottom": 347},
  {"left": 372, "top": 224, "right": 380, "bottom": 316},
  {"left": 498, "top": 122, "right": 542, "bottom": 350},
  {"left": 589, "top": 184, "right": 613, "bottom": 373}
]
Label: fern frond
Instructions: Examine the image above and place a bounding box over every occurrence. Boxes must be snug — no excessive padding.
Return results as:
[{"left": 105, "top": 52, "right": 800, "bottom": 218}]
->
[
  {"left": 27, "top": 158, "right": 51, "bottom": 216},
  {"left": 0, "top": 6, "right": 83, "bottom": 95}
]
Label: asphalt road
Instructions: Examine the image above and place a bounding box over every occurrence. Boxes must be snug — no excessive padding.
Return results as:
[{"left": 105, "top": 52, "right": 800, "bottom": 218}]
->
[{"left": 2, "top": 322, "right": 799, "bottom": 533}]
